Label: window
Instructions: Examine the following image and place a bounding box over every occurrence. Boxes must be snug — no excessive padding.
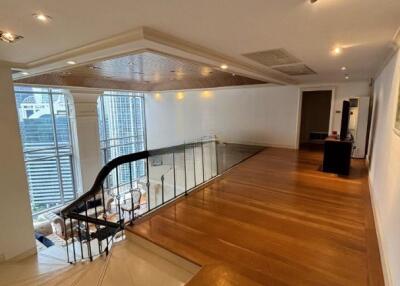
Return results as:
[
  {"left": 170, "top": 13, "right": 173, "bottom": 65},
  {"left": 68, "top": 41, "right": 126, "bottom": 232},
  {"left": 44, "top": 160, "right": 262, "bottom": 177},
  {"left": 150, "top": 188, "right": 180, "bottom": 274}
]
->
[
  {"left": 14, "top": 86, "right": 76, "bottom": 216},
  {"left": 97, "top": 91, "right": 146, "bottom": 188}
]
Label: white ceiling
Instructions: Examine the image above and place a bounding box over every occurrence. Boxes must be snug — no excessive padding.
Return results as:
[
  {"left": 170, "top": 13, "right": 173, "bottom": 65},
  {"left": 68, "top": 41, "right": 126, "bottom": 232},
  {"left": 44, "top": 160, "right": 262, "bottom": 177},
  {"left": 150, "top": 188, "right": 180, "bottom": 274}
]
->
[{"left": 1, "top": 0, "right": 399, "bottom": 83}]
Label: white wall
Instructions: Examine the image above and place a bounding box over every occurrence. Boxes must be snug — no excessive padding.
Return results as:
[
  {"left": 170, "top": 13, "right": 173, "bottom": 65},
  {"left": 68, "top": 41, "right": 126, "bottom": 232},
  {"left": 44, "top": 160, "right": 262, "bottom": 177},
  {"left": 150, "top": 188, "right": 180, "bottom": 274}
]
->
[
  {"left": 368, "top": 49, "right": 400, "bottom": 286},
  {"left": 146, "top": 85, "right": 300, "bottom": 149},
  {"left": 146, "top": 82, "right": 370, "bottom": 150},
  {"left": 0, "top": 66, "right": 35, "bottom": 261}
]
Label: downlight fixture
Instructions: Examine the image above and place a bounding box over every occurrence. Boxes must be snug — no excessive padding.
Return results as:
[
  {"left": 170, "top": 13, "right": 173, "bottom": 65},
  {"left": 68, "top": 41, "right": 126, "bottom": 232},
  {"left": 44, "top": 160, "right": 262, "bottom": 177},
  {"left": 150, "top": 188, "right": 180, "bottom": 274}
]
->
[
  {"left": 33, "top": 13, "right": 52, "bottom": 23},
  {"left": 0, "top": 31, "right": 23, "bottom": 43},
  {"left": 332, "top": 47, "right": 343, "bottom": 56},
  {"left": 310, "top": 0, "right": 318, "bottom": 3}
]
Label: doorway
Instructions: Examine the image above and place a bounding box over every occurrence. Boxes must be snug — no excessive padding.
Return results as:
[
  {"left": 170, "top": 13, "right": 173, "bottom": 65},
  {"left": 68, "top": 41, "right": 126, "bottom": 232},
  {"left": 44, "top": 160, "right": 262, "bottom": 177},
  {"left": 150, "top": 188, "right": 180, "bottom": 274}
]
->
[{"left": 299, "top": 90, "right": 332, "bottom": 150}]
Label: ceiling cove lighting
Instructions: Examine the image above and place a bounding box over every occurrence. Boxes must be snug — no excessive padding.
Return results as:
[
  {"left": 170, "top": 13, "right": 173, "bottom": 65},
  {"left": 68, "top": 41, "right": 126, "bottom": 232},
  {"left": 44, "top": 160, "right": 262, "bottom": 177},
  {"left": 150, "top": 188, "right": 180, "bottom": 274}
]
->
[
  {"left": 0, "top": 31, "right": 23, "bottom": 43},
  {"left": 176, "top": 92, "right": 185, "bottom": 100},
  {"left": 33, "top": 13, "right": 52, "bottom": 22},
  {"left": 220, "top": 64, "right": 228, "bottom": 70},
  {"left": 154, "top": 93, "right": 162, "bottom": 101},
  {"left": 67, "top": 60, "right": 76, "bottom": 65}
]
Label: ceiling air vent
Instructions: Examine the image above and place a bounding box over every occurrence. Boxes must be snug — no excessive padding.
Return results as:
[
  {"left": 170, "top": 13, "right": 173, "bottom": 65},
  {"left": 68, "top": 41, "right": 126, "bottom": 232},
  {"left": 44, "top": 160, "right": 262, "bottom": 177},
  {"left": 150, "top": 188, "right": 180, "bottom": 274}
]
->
[
  {"left": 272, "top": 64, "right": 316, "bottom": 76},
  {"left": 243, "top": 49, "right": 301, "bottom": 67}
]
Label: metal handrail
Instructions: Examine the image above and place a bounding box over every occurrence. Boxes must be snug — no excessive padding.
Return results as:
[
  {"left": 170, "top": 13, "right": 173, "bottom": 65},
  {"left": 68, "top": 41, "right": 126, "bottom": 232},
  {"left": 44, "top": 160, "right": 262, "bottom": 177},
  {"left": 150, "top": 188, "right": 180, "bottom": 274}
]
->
[
  {"left": 61, "top": 139, "right": 215, "bottom": 216},
  {"left": 60, "top": 137, "right": 218, "bottom": 263}
]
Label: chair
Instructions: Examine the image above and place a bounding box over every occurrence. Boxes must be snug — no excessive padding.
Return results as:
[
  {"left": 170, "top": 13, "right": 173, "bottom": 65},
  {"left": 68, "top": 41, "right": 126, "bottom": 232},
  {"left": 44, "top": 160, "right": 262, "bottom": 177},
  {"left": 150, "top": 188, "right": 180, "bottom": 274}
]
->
[{"left": 121, "top": 188, "right": 142, "bottom": 224}]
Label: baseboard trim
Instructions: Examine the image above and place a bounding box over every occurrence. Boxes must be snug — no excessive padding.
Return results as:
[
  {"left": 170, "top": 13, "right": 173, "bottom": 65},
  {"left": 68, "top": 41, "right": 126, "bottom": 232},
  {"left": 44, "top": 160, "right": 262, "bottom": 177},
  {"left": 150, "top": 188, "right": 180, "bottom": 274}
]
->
[
  {"left": 7, "top": 247, "right": 37, "bottom": 262},
  {"left": 221, "top": 140, "right": 297, "bottom": 150},
  {"left": 368, "top": 177, "right": 392, "bottom": 286}
]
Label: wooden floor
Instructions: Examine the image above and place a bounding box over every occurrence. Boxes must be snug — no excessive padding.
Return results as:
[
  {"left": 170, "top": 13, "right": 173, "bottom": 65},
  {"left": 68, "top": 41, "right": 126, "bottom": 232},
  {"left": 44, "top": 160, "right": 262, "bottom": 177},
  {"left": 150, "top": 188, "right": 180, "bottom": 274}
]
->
[{"left": 128, "top": 148, "right": 384, "bottom": 286}]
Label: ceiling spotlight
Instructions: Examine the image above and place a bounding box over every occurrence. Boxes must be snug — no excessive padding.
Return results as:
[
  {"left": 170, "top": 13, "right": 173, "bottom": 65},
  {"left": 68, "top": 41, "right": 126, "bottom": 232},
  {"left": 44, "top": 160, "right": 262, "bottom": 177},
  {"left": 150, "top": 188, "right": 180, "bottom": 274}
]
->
[
  {"left": 0, "top": 31, "right": 23, "bottom": 43},
  {"left": 67, "top": 60, "right": 76, "bottom": 65},
  {"left": 341, "top": 66, "right": 347, "bottom": 71},
  {"left": 332, "top": 47, "right": 343, "bottom": 56},
  {"left": 33, "top": 13, "right": 52, "bottom": 22},
  {"left": 345, "top": 74, "right": 350, "bottom": 80},
  {"left": 220, "top": 64, "right": 228, "bottom": 70},
  {"left": 21, "top": 71, "right": 30, "bottom": 76},
  {"left": 310, "top": 0, "right": 318, "bottom": 3}
]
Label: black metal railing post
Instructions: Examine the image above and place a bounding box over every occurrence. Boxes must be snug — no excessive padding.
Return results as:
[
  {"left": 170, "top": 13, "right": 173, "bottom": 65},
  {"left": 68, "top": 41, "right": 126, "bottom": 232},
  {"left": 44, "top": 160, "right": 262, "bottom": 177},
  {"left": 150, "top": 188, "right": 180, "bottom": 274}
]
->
[
  {"left": 161, "top": 175, "right": 165, "bottom": 204},
  {"left": 84, "top": 202, "right": 93, "bottom": 261},
  {"left": 172, "top": 152, "right": 176, "bottom": 198},
  {"left": 77, "top": 219, "right": 84, "bottom": 260},
  {"left": 115, "top": 166, "right": 122, "bottom": 225},
  {"left": 214, "top": 140, "right": 219, "bottom": 176},
  {"left": 69, "top": 218, "right": 76, "bottom": 263},
  {"left": 146, "top": 157, "right": 151, "bottom": 211},
  {"left": 201, "top": 141, "right": 205, "bottom": 182},
  {"left": 129, "top": 162, "right": 134, "bottom": 224},
  {"left": 63, "top": 217, "right": 70, "bottom": 263},
  {"left": 183, "top": 144, "right": 187, "bottom": 195}
]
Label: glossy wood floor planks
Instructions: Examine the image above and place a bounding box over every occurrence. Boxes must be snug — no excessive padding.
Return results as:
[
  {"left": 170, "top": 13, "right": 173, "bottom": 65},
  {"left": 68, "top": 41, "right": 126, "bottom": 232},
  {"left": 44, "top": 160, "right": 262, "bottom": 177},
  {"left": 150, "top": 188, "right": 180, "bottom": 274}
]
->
[{"left": 128, "top": 148, "right": 384, "bottom": 286}]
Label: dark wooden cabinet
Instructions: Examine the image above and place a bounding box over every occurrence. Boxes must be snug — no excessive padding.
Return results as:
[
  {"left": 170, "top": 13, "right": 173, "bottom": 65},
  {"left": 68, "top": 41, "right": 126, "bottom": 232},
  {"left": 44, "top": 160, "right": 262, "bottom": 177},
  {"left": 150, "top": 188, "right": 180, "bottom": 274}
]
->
[{"left": 322, "top": 139, "right": 353, "bottom": 175}]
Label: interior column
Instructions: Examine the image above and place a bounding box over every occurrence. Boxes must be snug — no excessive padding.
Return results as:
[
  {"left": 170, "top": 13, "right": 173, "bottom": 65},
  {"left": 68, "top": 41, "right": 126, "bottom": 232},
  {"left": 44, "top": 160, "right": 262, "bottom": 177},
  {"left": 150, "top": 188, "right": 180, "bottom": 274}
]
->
[
  {"left": 0, "top": 65, "right": 36, "bottom": 260},
  {"left": 69, "top": 89, "right": 103, "bottom": 194}
]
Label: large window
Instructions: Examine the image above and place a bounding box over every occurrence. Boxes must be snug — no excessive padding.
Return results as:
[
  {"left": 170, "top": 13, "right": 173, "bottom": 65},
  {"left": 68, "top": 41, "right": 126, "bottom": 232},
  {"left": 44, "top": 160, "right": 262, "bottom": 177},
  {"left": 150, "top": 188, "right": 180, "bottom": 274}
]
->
[
  {"left": 97, "top": 91, "right": 146, "bottom": 188},
  {"left": 15, "top": 86, "right": 76, "bottom": 215}
]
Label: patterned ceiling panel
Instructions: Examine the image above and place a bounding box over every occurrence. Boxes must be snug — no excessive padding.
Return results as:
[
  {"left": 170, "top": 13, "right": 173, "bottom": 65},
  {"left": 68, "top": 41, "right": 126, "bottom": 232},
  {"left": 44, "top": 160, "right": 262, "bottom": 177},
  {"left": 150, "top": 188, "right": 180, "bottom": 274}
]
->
[{"left": 16, "top": 51, "right": 267, "bottom": 91}]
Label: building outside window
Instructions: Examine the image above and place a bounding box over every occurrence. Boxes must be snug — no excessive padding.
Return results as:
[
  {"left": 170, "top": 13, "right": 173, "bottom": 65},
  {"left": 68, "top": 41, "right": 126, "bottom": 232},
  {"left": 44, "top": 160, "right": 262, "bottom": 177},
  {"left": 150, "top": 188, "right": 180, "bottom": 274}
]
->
[
  {"left": 14, "top": 86, "right": 77, "bottom": 218},
  {"left": 97, "top": 91, "right": 146, "bottom": 189}
]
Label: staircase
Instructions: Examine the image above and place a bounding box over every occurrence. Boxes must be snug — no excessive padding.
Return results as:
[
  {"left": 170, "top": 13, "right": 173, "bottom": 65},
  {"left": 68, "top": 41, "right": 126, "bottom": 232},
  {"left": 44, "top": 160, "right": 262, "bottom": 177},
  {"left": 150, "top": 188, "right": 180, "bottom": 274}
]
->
[{"left": 0, "top": 233, "right": 199, "bottom": 286}]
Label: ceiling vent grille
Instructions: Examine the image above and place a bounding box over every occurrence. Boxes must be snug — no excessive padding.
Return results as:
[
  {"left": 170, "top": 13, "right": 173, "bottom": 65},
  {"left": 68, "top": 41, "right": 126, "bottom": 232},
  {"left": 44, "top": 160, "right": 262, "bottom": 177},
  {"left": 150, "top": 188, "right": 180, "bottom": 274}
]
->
[
  {"left": 242, "top": 49, "right": 301, "bottom": 67},
  {"left": 272, "top": 64, "right": 316, "bottom": 76}
]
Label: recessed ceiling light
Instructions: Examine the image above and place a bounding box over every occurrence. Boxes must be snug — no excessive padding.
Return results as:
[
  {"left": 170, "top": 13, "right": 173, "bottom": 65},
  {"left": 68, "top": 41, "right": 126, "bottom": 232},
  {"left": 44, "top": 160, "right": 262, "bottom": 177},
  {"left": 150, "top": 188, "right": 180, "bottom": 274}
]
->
[
  {"left": 67, "top": 61, "right": 76, "bottom": 65},
  {"left": 332, "top": 47, "right": 343, "bottom": 56},
  {"left": 341, "top": 66, "right": 347, "bottom": 71},
  {"left": 0, "top": 31, "right": 23, "bottom": 43},
  {"left": 310, "top": 0, "right": 318, "bottom": 3},
  {"left": 220, "top": 64, "right": 228, "bottom": 70},
  {"left": 21, "top": 71, "right": 29, "bottom": 76},
  {"left": 33, "top": 13, "right": 52, "bottom": 22},
  {"left": 345, "top": 74, "right": 350, "bottom": 80}
]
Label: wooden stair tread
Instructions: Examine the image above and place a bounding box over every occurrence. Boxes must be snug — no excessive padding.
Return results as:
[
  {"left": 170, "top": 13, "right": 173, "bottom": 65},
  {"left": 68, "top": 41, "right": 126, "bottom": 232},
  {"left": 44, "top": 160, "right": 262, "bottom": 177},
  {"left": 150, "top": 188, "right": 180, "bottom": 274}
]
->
[{"left": 185, "top": 264, "right": 263, "bottom": 286}]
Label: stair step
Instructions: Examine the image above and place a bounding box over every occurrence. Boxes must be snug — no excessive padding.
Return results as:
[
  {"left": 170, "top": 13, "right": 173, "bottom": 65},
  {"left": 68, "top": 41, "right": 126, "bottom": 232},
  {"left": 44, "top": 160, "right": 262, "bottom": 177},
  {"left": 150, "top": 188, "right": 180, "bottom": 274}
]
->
[
  {"left": 185, "top": 264, "right": 263, "bottom": 286},
  {"left": 0, "top": 232, "right": 198, "bottom": 286},
  {"left": 100, "top": 240, "right": 193, "bottom": 286}
]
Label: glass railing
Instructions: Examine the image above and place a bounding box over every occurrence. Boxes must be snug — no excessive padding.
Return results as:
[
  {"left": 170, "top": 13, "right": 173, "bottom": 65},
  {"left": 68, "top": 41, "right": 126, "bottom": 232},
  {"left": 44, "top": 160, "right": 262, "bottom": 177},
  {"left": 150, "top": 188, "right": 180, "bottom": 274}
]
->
[{"left": 60, "top": 136, "right": 218, "bottom": 263}]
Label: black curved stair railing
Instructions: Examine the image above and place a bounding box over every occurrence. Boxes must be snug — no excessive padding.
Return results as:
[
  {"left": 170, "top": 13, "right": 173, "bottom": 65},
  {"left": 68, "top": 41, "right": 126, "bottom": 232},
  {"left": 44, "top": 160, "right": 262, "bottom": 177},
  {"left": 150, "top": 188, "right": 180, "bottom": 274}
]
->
[{"left": 60, "top": 136, "right": 218, "bottom": 263}]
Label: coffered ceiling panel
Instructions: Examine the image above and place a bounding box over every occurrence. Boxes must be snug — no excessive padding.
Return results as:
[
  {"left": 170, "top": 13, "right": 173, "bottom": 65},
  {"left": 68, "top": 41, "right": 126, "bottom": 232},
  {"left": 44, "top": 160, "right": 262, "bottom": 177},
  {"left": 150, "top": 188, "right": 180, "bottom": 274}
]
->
[{"left": 15, "top": 51, "right": 267, "bottom": 91}]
